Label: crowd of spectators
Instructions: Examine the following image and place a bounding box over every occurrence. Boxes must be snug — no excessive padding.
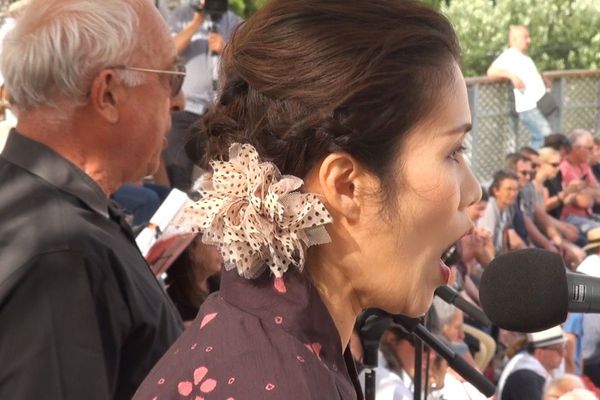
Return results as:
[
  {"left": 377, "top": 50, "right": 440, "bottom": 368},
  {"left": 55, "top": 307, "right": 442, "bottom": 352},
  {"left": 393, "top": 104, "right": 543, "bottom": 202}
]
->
[{"left": 356, "top": 129, "right": 600, "bottom": 400}]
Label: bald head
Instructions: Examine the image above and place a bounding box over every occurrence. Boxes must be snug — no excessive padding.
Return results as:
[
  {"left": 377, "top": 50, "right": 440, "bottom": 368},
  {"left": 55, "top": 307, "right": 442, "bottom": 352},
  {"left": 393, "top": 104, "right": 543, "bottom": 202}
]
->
[{"left": 509, "top": 25, "right": 531, "bottom": 53}]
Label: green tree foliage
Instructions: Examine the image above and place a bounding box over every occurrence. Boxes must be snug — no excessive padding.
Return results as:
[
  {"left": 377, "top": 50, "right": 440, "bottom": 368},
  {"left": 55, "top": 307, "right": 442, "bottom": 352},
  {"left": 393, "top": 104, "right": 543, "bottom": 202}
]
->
[
  {"left": 442, "top": 0, "right": 600, "bottom": 76},
  {"left": 228, "top": 0, "right": 269, "bottom": 17}
]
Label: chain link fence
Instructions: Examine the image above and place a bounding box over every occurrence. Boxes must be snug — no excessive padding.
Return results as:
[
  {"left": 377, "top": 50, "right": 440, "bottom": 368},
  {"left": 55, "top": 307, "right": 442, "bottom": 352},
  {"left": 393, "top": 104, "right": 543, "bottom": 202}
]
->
[{"left": 466, "top": 70, "right": 600, "bottom": 184}]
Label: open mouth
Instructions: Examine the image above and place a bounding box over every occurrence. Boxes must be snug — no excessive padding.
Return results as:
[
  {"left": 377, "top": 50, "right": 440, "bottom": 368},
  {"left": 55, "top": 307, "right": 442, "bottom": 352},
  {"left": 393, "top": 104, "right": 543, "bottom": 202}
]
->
[{"left": 441, "top": 244, "right": 458, "bottom": 265}]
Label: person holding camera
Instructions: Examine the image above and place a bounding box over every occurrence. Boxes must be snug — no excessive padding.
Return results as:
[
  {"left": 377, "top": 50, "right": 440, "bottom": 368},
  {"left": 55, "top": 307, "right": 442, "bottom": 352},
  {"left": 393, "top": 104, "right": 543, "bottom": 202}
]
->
[{"left": 164, "top": 0, "right": 242, "bottom": 191}]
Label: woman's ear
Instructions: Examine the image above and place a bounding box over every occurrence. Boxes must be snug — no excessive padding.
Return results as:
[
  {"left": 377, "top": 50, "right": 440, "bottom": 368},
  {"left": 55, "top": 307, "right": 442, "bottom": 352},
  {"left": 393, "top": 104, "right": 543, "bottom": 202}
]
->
[
  {"left": 88, "top": 69, "right": 121, "bottom": 124},
  {"left": 315, "top": 152, "right": 375, "bottom": 223}
]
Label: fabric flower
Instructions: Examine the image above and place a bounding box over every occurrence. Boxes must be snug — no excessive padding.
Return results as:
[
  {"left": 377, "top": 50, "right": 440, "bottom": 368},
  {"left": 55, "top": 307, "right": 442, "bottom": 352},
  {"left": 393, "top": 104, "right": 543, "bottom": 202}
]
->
[{"left": 180, "top": 143, "right": 332, "bottom": 278}]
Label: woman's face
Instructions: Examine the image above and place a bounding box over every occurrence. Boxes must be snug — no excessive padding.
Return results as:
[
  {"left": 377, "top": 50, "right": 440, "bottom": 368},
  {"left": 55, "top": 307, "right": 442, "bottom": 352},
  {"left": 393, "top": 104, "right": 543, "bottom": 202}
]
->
[
  {"left": 339, "top": 63, "right": 481, "bottom": 317},
  {"left": 467, "top": 200, "right": 487, "bottom": 223}
]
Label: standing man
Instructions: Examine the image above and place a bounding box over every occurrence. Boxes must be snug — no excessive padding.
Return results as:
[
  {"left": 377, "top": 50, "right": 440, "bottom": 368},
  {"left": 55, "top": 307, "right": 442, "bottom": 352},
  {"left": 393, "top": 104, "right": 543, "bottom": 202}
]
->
[
  {"left": 0, "top": 1, "right": 184, "bottom": 399},
  {"left": 497, "top": 326, "right": 567, "bottom": 400},
  {"left": 164, "top": 0, "right": 242, "bottom": 191},
  {"left": 487, "top": 25, "right": 552, "bottom": 149}
]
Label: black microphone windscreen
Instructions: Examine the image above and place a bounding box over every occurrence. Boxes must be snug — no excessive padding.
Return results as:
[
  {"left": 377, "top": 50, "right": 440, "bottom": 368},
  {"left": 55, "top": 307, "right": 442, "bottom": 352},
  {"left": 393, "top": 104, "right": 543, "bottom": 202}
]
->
[{"left": 479, "top": 248, "right": 568, "bottom": 333}]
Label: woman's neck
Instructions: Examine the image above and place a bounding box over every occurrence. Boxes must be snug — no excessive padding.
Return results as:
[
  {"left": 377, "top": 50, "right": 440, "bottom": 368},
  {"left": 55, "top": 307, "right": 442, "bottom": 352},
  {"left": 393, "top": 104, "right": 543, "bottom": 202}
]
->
[{"left": 306, "top": 249, "right": 362, "bottom": 351}]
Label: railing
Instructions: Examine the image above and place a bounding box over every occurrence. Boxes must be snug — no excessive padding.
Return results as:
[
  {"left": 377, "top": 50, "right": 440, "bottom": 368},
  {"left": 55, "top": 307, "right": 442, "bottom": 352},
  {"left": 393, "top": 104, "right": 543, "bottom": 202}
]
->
[{"left": 466, "top": 70, "right": 600, "bottom": 184}]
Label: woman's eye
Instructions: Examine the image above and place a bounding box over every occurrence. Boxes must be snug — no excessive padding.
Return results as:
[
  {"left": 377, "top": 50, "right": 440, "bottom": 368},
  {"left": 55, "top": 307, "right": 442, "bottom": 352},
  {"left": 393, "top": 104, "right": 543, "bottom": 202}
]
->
[{"left": 448, "top": 145, "right": 467, "bottom": 162}]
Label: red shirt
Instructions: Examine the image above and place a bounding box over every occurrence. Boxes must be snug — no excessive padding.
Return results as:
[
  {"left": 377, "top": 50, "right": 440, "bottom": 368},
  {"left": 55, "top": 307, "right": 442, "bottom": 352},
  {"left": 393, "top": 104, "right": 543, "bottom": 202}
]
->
[{"left": 559, "top": 159, "right": 597, "bottom": 219}]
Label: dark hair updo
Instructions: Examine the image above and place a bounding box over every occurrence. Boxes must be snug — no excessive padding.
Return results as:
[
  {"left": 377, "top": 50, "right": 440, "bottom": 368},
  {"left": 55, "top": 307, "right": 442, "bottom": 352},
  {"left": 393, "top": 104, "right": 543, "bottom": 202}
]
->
[{"left": 195, "top": 0, "right": 460, "bottom": 199}]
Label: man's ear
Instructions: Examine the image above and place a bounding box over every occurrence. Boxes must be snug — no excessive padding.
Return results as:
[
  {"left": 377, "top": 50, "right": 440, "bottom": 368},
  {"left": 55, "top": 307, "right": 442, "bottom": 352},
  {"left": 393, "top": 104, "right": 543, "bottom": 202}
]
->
[
  {"left": 88, "top": 70, "right": 121, "bottom": 124},
  {"left": 317, "top": 152, "right": 374, "bottom": 223}
]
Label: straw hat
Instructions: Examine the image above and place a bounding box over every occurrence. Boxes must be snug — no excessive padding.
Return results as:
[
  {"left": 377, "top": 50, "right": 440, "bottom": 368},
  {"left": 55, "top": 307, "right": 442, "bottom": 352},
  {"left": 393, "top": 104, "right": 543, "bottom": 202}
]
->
[{"left": 583, "top": 227, "right": 600, "bottom": 252}]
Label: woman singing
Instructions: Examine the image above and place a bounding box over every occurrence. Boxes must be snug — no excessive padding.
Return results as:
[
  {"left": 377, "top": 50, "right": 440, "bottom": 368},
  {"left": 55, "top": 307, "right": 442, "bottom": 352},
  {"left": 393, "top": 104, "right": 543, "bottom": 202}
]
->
[{"left": 134, "top": 0, "right": 481, "bottom": 398}]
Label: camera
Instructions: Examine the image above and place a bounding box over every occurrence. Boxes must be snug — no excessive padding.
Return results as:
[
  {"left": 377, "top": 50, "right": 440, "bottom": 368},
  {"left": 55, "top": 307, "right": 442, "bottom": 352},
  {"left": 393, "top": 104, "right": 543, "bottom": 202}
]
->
[{"left": 190, "top": 0, "right": 229, "bottom": 18}]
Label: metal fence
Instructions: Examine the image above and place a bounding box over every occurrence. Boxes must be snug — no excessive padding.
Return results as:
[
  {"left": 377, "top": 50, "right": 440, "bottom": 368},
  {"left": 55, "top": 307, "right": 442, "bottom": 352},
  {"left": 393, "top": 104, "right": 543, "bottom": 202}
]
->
[{"left": 466, "top": 70, "right": 600, "bottom": 184}]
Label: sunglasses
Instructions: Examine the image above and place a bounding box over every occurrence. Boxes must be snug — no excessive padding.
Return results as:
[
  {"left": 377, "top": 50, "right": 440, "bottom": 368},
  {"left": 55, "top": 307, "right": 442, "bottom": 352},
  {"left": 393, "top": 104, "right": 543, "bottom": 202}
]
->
[
  {"left": 546, "top": 162, "right": 560, "bottom": 168},
  {"left": 113, "top": 64, "right": 186, "bottom": 97},
  {"left": 518, "top": 170, "right": 533, "bottom": 177}
]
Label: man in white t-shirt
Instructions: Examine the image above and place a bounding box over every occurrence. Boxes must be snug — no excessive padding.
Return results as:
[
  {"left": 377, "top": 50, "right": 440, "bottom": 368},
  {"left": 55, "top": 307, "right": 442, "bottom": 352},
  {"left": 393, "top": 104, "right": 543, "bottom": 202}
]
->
[{"left": 487, "top": 25, "right": 552, "bottom": 149}]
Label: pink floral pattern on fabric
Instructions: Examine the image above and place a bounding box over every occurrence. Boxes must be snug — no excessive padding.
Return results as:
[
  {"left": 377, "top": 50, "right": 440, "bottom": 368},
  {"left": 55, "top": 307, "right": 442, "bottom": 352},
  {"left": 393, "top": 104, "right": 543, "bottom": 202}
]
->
[
  {"left": 273, "top": 277, "right": 287, "bottom": 293},
  {"left": 305, "top": 342, "right": 323, "bottom": 361},
  {"left": 177, "top": 366, "right": 218, "bottom": 398},
  {"left": 200, "top": 312, "right": 218, "bottom": 329},
  {"left": 179, "top": 143, "right": 333, "bottom": 279}
]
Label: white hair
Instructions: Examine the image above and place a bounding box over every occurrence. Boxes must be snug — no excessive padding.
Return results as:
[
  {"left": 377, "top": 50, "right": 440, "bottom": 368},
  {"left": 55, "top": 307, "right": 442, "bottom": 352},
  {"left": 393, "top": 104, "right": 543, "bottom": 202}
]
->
[
  {"left": 431, "top": 296, "right": 458, "bottom": 332},
  {"left": 1, "top": 0, "right": 146, "bottom": 112},
  {"left": 559, "top": 389, "right": 598, "bottom": 400},
  {"left": 569, "top": 129, "right": 592, "bottom": 147}
]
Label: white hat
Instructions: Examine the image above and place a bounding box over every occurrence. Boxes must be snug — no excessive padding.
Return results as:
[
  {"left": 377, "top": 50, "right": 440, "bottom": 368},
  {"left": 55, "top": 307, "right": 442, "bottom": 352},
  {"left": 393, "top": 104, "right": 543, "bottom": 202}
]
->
[{"left": 526, "top": 325, "right": 566, "bottom": 348}]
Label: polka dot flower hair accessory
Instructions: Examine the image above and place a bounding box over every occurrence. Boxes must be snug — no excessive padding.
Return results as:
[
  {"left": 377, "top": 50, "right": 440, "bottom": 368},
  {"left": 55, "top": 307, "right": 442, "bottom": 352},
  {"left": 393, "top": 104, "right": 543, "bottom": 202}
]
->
[{"left": 182, "top": 143, "right": 333, "bottom": 279}]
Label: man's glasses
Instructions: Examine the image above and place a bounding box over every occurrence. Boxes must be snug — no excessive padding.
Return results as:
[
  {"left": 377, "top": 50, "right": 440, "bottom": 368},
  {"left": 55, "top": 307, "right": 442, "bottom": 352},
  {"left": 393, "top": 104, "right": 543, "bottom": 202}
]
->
[
  {"left": 518, "top": 170, "right": 533, "bottom": 178},
  {"left": 114, "top": 65, "right": 186, "bottom": 97},
  {"left": 546, "top": 162, "right": 561, "bottom": 168}
]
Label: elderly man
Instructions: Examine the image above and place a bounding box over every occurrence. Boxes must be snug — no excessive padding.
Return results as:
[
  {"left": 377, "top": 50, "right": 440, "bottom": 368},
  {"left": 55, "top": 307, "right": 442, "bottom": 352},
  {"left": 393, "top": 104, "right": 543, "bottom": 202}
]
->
[
  {"left": 497, "top": 326, "right": 567, "bottom": 400},
  {"left": 487, "top": 25, "right": 552, "bottom": 149},
  {"left": 560, "top": 129, "right": 600, "bottom": 232},
  {"left": 0, "top": 1, "right": 184, "bottom": 399}
]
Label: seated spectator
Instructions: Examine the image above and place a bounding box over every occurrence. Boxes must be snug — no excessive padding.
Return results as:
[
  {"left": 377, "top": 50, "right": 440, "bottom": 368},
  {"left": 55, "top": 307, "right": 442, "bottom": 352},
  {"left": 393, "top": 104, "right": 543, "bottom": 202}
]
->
[
  {"left": 380, "top": 325, "right": 447, "bottom": 399},
  {"left": 565, "top": 312, "right": 585, "bottom": 376},
  {"left": 560, "top": 129, "right": 600, "bottom": 232},
  {"left": 544, "top": 133, "right": 573, "bottom": 219},
  {"left": 458, "top": 188, "right": 494, "bottom": 304},
  {"left": 165, "top": 236, "right": 223, "bottom": 325},
  {"left": 506, "top": 149, "right": 585, "bottom": 268},
  {"left": 506, "top": 153, "right": 563, "bottom": 253},
  {"left": 429, "top": 298, "right": 489, "bottom": 399},
  {"left": 591, "top": 136, "right": 600, "bottom": 183},
  {"left": 497, "top": 326, "right": 567, "bottom": 400},
  {"left": 545, "top": 374, "right": 587, "bottom": 399},
  {"left": 478, "top": 170, "right": 525, "bottom": 255},
  {"left": 349, "top": 328, "right": 413, "bottom": 400},
  {"left": 530, "top": 148, "right": 586, "bottom": 267}
]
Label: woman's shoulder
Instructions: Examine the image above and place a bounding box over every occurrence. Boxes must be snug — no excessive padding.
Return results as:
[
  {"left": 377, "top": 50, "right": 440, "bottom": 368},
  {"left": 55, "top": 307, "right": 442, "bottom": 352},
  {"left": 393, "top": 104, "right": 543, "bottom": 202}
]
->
[{"left": 133, "top": 294, "right": 353, "bottom": 400}]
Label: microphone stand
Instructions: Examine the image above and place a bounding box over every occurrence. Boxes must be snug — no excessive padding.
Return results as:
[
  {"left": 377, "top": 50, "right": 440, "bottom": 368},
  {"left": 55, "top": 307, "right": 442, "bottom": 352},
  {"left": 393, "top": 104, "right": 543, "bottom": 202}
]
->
[
  {"left": 357, "top": 309, "right": 392, "bottom": 400},
  {"left": 357, "top": 309, "right": 496, "bottom": 400},
  {"left": 392, "top": 314, "right": 496, "bottom": 398}
]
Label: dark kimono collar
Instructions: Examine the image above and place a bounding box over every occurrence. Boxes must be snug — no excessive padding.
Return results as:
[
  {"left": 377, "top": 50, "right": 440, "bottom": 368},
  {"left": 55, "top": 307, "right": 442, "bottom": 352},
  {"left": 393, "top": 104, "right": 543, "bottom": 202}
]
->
[
  {"left": 219, "top": 266, "right": 363, "bottom": 396},
  {"left": 2, "top": 129, "right": 109, "bottom": 218}
]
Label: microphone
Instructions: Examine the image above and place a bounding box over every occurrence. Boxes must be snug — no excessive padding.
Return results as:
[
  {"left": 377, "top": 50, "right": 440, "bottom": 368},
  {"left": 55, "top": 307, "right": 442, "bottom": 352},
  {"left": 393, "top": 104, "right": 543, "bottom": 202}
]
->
[
  {"left": 434, "top": 286, "right": 491, "bottom": 326},
  {"left": 479, "top": 248, "right": 600, "bottom": 333}
]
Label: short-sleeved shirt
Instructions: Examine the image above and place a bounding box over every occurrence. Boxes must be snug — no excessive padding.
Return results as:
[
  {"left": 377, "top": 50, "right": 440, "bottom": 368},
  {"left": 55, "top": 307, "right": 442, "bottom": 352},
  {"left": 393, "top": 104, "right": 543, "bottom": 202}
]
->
[
  {"left": 478, "top": 197, "right": 513, "bottom": 254},
  {"left": 560, "top": 159, "right": 598, "bottom": 219},
  {"left": 490, "top": 48, "right": 546, "bottom": 113},
  {"left": 583, "top": 313, "right": 600, "bottom": 366},
  {"left": 133, "top": 267, "right": 364, "bottom": 400},
  {"left": 0, "top": 130, "right": 183, "bottom": 399},
  {"left": 564, "top": 313, "right": 584, "bottom": 375}
]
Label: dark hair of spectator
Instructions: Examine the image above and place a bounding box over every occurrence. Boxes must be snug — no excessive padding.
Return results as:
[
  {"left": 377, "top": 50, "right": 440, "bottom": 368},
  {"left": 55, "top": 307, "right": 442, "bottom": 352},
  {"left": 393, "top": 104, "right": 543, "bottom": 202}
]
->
[
  {"left": 505, "top": 152, "right": 531, "bottom": 171},
  {"left": 192, "top": 0, "right": 460, "bottom": 205},
  {"left": 489, "top": 170, "right": 518, "bottom": 197},
  {"left": 593, "top": 136, "right": 600, "bottom": 147},
  {"left": 544, "top": 133, "right": 572, "bottom": 152}
]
